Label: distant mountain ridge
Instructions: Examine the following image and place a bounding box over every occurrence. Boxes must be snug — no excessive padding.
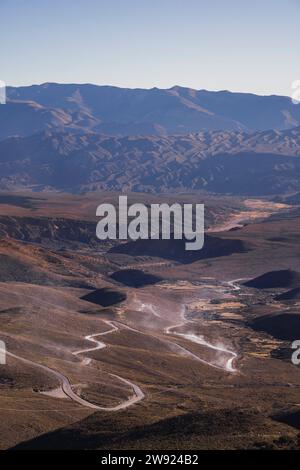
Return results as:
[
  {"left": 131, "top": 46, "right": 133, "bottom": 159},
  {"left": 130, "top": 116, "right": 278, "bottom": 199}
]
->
[
  {"left": 1, "top": 83, "right": 300, "bottom": 195},
  {"left": 1, "top": 83, "right": 300, "bottom": 139},
  {"left": 0, "top": 128, "right": 300, "bottom": 194}
]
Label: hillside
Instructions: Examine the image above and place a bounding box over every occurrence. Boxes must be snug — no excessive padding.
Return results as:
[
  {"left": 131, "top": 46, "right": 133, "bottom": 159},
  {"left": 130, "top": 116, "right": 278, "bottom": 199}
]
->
[
  {"left": 274, "top": 287, "right": 300, "bottom": 301},
  {"left": 250, "top": 312, "right": 300, "bottom": 341},
  {"left": 244, "top": 270, "right": 300, "bottom": 289},
  {"left": 0, "top": 129, "right": 300, "bottom": 194}
]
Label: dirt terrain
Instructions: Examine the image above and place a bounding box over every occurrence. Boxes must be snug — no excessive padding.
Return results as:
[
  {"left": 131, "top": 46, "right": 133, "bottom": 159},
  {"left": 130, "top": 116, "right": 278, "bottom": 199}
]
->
[{"left": 0, "top": 192, "right": 300, "bottom": 450}]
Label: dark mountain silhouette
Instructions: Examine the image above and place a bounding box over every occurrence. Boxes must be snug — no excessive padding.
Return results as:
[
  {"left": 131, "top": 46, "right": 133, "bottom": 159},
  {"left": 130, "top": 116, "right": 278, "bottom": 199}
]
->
[
  {"left": 274, "top": 287, "right": 300, "bottom": 301},
  {"left": 3, "top": 83, "right": 300, "bottom": 139},
  {"left": 110, "top": 270, "right": 163, "bottom": 288},
  {"left": 244, "top": 270, "right": 300, "bottom": 289},
  {"left": 81, "top": 288, "right": 126, "bottom": 307},
  {"left": 249, "top": 312, "right": 300, "bottom": 341},
  {"left": 109, "top": 235, "right": 249, "bottom": 264},
  {"left": 274, "top": 410, "right": 300, "bottom": 431}
]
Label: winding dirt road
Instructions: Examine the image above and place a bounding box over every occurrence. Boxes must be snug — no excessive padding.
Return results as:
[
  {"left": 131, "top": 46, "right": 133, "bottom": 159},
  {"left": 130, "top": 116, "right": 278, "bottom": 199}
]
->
[
  {"left": 133, "top": 280, "right": 240, "bottom": 373},
  {"left": 3, "top": 349, "right": 103, "bottom": 409},
  {"left": 73, "top": 320, "right": 118, "bottom": 355},
  {"left": 73, "top": 320, "right": 145, "bottom": 410},
  {"left": 1, "top": 320, "right": 144, "bottom": 412},
  {"left": 171, "top": 280, "right": 240, "bottom": 372},
  {"left": 0, "top": 279, "right": 243, "bottom": 412}
]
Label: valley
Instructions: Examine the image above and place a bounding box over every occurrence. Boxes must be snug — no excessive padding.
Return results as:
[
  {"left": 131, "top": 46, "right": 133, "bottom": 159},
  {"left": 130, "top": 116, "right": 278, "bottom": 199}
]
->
[{"left": 0, "top": 192, "right": 299, "bottom": 449}]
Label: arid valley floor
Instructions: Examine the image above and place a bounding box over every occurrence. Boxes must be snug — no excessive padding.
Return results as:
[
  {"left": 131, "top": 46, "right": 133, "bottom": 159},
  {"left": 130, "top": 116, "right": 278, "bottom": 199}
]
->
[{"left": 0, "top": 191, "right": 300, "bottom": 450}]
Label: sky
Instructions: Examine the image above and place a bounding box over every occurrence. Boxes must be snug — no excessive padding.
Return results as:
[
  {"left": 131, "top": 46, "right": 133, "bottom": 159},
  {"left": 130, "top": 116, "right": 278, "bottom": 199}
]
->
[{"left": 1, "top": 0, "right": 299, "bottom": 96}]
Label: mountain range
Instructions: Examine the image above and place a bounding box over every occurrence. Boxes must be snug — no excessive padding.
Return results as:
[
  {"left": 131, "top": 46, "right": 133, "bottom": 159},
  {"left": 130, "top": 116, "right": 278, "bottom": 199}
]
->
[
  {"left": 1, "top": 83, "right": 300, "bottom": 195},
  {"left": 1, "top": 128, "right": 300, "bottom": 194},
  {"left": 2, "top": 83, "right": 300, "bottom": 139}
]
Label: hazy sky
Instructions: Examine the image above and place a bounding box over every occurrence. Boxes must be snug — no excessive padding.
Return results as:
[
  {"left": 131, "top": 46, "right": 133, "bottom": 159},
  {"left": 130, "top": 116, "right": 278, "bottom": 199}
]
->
[{"left": 1, "top": 0, "right": 299, "bottom": 96}]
